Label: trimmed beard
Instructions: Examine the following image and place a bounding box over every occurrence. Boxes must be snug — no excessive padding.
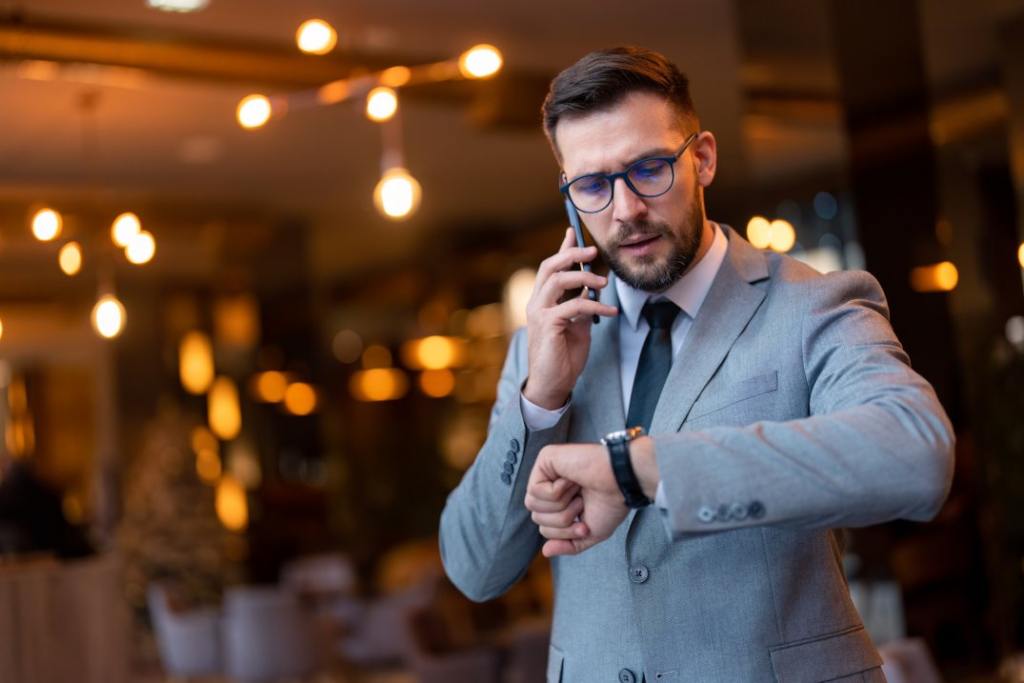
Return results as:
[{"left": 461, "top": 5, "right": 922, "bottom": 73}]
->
[{"left": 599, "top": 185, "right": 704, "bottom": 292}]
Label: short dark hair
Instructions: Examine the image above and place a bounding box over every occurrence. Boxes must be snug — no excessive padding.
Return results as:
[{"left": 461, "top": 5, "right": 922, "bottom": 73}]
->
[{"left": 541, "top": 46, "right": 699, "bottom": 155}]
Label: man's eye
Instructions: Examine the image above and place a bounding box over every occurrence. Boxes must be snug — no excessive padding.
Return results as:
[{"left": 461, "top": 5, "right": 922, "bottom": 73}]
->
[
  {"left": 632, "top": 160, "right": 666, "bottom": 179},
  {"left": 576, "top": 178, "right": 608, "bottom": 195}
]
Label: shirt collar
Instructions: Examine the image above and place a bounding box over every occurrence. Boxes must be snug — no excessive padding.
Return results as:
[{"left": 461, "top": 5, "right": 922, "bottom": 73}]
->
[{"left": 616, "top": 221, "right": 728, "bottom": 331}]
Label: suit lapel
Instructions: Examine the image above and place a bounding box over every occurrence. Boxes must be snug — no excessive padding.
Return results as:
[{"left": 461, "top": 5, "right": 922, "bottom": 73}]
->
[
  {"left": 573, "top": 278, "right": 625, "bottom": 440},
  {"left": 649, "top": 225, "right": 770, "bottom": 435}
]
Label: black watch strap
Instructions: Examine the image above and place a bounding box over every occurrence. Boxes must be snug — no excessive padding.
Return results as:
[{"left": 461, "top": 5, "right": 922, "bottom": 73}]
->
[{"left": 606, "top": 435, "right": 651, "bottom": 509}]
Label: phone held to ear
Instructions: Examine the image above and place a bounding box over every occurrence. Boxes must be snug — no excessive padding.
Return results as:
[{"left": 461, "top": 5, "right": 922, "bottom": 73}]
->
[{"left": 563, "top": 197, "right": 600, "bottom": 324}]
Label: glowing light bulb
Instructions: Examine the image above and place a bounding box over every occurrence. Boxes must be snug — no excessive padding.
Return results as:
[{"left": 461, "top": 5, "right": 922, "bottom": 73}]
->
[
  {"left": 366, "top": 87, "right": 398, "bottom": 122},
  {"left": 379, "top": 66, "right": 411, "bottom": 88},
  {"left": 768, "top": 219, "right": 796, "bottom": 253},
  {"left": 208, "top": 376, "right": 242, "bottom": 440},
  {"left": 746, "top": 216, "right": 771, "bottom": 249},
  {"left": 31, "top": 208, "right": 62, "bottom": 241},
  {"left": 373, "top": 167, "right": 422, "bottom": 220},
  {"left": 92, "top": 295, "right": 126, "bottom": 339},
  {"left": 1018, "top": 241, "right": 1024, "bottom": 269},
  {"left": 283, "top": 382, "right": 317, "bottom": 415},
  {"left": 58, "top": 241, "right": 82, "bottom": 276},
  {"left": 237, "top": 94, "right": 271, "bottom": 129},
  {"left": 125, "top": 230, "right": 156, "bottom": 264},
  {"left": 216, "top": 475, "right": 248, "bottom": 531},
  {"left": 296, "top": 19, "right": 338, "bottom": 55},
  {"left": 458, "top": 44, "right": 503, "bottom": 79},
  {"left": 111, "top": 212, "right": 141, "bottom": 247},
  {"left": 179, "top": 331, "right": 214, "bottom": 394}
]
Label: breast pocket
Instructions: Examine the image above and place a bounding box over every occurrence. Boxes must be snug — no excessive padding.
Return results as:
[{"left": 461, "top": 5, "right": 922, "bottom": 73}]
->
[{"left": 688, "top": 370, "right": 779, "bottom": 422}]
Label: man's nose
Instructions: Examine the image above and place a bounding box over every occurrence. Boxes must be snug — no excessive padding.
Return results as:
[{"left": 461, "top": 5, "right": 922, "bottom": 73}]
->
[{"left": 610, "top": 177, "right": 647, "bottom": 223}]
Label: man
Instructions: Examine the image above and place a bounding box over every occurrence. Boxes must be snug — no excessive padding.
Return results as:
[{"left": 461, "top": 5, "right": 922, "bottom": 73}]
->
[{"left": 439, "top": 47, "right": 954, "bottom": 682}]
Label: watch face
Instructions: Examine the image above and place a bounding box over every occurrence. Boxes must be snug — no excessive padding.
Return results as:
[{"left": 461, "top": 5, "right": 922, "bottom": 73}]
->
[{"left": 601, "top": 426, "right": 645, "bottom": 445}]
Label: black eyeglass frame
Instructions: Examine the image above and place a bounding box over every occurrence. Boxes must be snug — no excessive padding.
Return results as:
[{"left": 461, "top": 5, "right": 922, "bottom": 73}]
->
[{"left": 559, "top": 132, "right": 700, "bottom": 214}]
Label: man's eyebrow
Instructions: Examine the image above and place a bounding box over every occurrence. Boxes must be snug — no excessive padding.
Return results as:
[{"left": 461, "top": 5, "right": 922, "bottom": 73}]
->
[{"left": 571, "top": 147, "right": 676, "bottom": 179}]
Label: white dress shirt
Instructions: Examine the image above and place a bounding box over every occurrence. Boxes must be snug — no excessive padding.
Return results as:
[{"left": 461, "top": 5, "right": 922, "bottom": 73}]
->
[{"left": 520, "top": 221, "right": 729, "bottom": 505}]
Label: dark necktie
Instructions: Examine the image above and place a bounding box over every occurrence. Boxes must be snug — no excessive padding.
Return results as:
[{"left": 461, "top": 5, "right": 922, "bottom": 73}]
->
[{"left": 625, "top": 300, "right": 681, "bottom": 432}]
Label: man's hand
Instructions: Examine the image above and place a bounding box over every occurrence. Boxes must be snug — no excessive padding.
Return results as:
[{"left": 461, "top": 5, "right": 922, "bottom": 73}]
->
[
  {"left": 525, "top": 443, "right": 629, "bottom": 557},
  {"left": 522, "top": 228, "right": 618, "bottom": 410}
]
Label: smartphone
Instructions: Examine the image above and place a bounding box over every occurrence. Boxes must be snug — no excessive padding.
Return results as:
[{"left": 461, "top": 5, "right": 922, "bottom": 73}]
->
[{"left": 563, "top": 197, "right": 600, "bottom": 324}]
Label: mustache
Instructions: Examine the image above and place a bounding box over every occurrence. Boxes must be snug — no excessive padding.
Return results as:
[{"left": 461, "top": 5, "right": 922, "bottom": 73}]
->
[{"left": 609, "top": 220, "right": 671, "bottom": 248}]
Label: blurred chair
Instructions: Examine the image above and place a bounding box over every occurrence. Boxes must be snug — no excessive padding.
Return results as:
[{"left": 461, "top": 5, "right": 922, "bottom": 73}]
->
[
  {"left": 404, "top": 603, "right": 501, "bottom": 683},
  {"left": 147, "top": 582, "right": 222, "bottom": 678},
  {"left": 340, "top": 579, "right": 436, "bottom": 666},
  {"left": 0, "top": 553, "right": 129, "bottom": 683},
  {"left": 222, "top": 585, "right": 319, "bottom": 682},
  {"left": 281, "top": 552, "right": 356, "bottom": 597},
  {"left": 878, "top": 638, "right": 942, "bottom": 683}
]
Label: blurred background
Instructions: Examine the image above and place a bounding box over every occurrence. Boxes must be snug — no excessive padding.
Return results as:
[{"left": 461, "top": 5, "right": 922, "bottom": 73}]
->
[{"left": 1, "top": 0, "right": 1023, "bottom": 681}]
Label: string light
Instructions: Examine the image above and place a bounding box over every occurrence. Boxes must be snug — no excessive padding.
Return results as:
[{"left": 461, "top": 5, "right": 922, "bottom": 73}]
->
[
  {"left": 125, "top": 230, "right": 156, "bottom": 264},
  {"left": 366, "top": 87, "right": 399, "bottom": 122},
  {"left": 31, "top": 208, "right": 62, "bottom": 241},
  {"left": 111, "top": 212, "right": 141, "bottom": 247},
  {"left": 296, "top": 19, "right": 338, "bottom": 55},
  {"left": 208, "top": 376, "right": 242, "bottom": 440},
  {"left": 179, "top": 331, "right": 215, "bottom": 394},
  {"left": 373, "top": 167, "right": 422, "bottom": 220},
  {"left": 237, "top": 94, "right": 272, "bottom": 129},
  {"left": 458, "top": 45, "right": 503, "bottom": 79},
  {"left": 910, "top": 261, "right": 959, "bottom": 292},
  {"left": 283, "top": 382, "right": 317, "bottom": 415},
  {"left": 92, "top": 294, "right": 126, "bottom": 339},
  {"left": 746, "top": 216, "right": 771, "bottom": 249},
  {"left": 768, "top": 220, "right": 796, "bottom": 253},
  {"left": 58, "top": 242, "right": 82, "bottom": 276}
]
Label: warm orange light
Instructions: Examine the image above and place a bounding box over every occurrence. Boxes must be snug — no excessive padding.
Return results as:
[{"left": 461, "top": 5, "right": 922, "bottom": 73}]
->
[
  {"left": 366, "top": 86, "right": 398, "bottom": 122},
  {"left": 283, "top": 382, "right": 317, "bottom": 415},
  {"left": 910, "top": 261, "right": 959, "bottom": 292},
  {"left": 253, "top": 371, "right": 287, "bottom": 403},
  {"left": 458, "top": 44, "right": 503, "bottom": 79},
  {"left": 215, "top": 475, "right": 248, "bottom": 531},
  {"left": 179, "top": 331, "right": 214, "bottom": 394},
  {"left": 190, "top": 425, "right": 219, "bottom": 455},
  {"left": 111, "top": 212, "right": 141, "bottom": 247},
  {"left": 31, "top": 208, "right": 62, "bottom": 241},
  {"left": 768, "top": 220, "right": 796, "bottom": 253},
  {"left": 296, "top": 18, "right": 337, "bottom": 55},
  {"left": 373, "top": 167, "right": 422, "bottom": 220},
  {"left": 402, "top": 336, "right": 462, "bottom": 370},
  {"left": 419, "top": 369, "right": 455, "bottom": 398},
  {"left": 746, "top": 216, "right": 771, "bottom": 249},
  {"left": 208, "top": 376, "right": 242, "bottom": 440},
  {"left": 125, "top": 230, "right": 156, "bottom": 264},
  {"left": 379, "top": 66, "right": 411, "bottom": 87},
  {"left": 1018, "top": 241, "right": 1024, "bottom": 269},
  {"left": 58, "top": 241, "right": 82, "bottom": 276},
  {"left": 237, "top": 94, "right": 272, "bottom": 129},
  {"left": 91, "top": 295, "right": 125, "bottom": 339},
  {"left": 196, "top": 448, "right": 221, "bottom": 484},
  {"left": 350, "top": 368, "right": 409, "bottom": 401}
]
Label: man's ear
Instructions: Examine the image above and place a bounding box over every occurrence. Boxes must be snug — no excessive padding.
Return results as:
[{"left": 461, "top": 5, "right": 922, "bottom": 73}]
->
[{"left": 693, "top": 131, "right": 717, "bottom": 188}]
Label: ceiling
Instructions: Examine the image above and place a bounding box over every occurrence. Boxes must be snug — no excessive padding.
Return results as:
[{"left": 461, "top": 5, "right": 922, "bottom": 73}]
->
[{"left": 0, "top": 0, "right": 1020, "bottom": 288}]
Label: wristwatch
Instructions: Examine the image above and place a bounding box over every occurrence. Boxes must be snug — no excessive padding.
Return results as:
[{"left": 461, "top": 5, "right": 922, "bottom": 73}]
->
[{"left": 600, "top": 426, "right": 652, "bottom": 508}]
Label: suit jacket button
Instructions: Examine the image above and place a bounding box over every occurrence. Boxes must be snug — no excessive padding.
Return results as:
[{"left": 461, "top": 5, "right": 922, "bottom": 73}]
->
[
  {"left": 502, "top": 462, "right": 514, "bottom": 475},
  {"left": 505, "top": 450, "right": 518, "bottom": 464},
  {"left": 748, "top": 500, "right": 766, "bottom": 519},
  {"left": 729, "top": 502, "right": 747, "bottom": 520},
  {"left": 628, "top": 564, "right": 649, "bottom": 584},
  {"left": 697, "top": 506, "right": 715, "bottom": 523},
  {"left": 500, "top": 473, "right": 512, "bottom": 486},
  {"left": 509, "top": 438, "right": 521, "bottom": 453},
  {"left": 618, "top": 669, "right": 637, "bottom": 683},
  {"left": 716, "top": 504, "right": 731, "bottom": 522}
]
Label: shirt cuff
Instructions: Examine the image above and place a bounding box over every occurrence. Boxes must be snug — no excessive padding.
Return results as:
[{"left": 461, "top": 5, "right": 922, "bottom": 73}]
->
[
  {"left": 520, "top": 392, "right": 570, "bottom": 431},
  {"left": 655, "top": 481, "right": 668, "bottom": 509}
]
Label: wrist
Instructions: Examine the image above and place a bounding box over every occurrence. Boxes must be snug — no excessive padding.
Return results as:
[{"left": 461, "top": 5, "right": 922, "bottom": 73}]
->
[
  {"left": 629, "top": 436, "right": 660, "bottom": 500},
  {"left": 522, "top": 379, "right": 569, "bottom": 411}
]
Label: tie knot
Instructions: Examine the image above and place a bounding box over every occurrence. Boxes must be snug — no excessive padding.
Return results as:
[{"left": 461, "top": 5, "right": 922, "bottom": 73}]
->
[{"left": 641, "top": 300, "right": 681, "bottom": 330}]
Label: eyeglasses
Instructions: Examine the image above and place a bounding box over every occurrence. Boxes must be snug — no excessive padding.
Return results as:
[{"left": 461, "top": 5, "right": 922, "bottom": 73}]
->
[{"left": 559, "top": 133, "right": 699, "bottom": 214}]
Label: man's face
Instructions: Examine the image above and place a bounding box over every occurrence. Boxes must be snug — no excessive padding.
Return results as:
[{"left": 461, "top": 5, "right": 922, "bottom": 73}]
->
[{"left": 555, "top": 91, "right": 708, "bottom": 292}]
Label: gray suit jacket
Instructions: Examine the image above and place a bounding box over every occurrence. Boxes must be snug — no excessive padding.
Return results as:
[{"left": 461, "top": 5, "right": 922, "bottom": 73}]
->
[{"left": 439, "top": 225, "right": 954, "bottom": 682}]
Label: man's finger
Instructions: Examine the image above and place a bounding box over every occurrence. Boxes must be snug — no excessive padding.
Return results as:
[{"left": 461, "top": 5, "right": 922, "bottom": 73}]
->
[
  {"left": 551, "top": 297, "right": 619, "bottom": 322},
  {"left": 535, "top": 270, "right": 608, "bottom": 309},
  {"left": 537, "top": 520, "right": 589, "bottom": 540},
  {"left": 531, "top": 496, "right": 584, "bottom": 526}
]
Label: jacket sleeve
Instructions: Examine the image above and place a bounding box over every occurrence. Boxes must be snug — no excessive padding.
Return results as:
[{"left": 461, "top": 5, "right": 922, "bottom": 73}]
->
[
  {"left": 439, "top": 327, "right": 571, "bottom": 601},
  {"left": 655, "top": 270, "right": 955, "bottom": 537}
]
